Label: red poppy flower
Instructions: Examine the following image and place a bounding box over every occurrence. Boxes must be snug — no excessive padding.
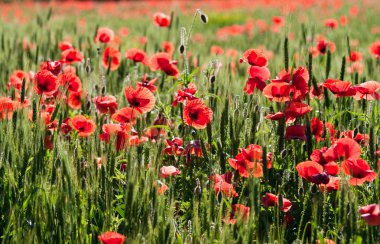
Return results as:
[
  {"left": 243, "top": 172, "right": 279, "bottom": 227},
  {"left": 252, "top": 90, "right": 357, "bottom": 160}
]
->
[
  {"left": 323, "top": 79, "right": 356, "bottom": 97},
  {"left": 153, "top": 12, "right": 171, "bottom": 27},
  {"left": 99, "top": 123, "right": 130, "bottom": 151},
  {"left": 244, "top": 78, "right": 267, "bottom": 94},
  {"left": 95, "top": 27, "right": 114, "bottom": 43},
  {"left": 152, "top": 180, "right": 168, "bottom": 195},
  {"left": 262, "top": 82, "right": 293, "bottom": 102},
  {"left": 241, "top": 49, "right": 268, "bottom": 66},
  {"left": 248, "top": 66, "right": 270, "bottom": 80},
  {"left": 272, "top": 16, "right": 285, "bottom": 27},
  {"left": 124, "top": 86, "right": 156, "bottom": 114},
  {"left": 67, "top": 91, "right": 82, "bottom": 110},
  {"left": 93, "top": 96, "right": 118, "bottom": 114},
  {"left": 63, "top": 65, "right": 76, "bottom": 75},
  {"left": 183, "top": 99, "right": 213, "bottom": 129},
  {"left": 369, "top": 41, "right": 380, "bottom": 58},
  {"left": 323, "top": 138, "right": 361, "bottom": 163},
  {"left": 354, "top": 81, "right": 380, "bottom": 100},
  {"left": 244, "top": 66, "right": 270, "bottom": 94},
  {"left": 316, "top": 38, "right": 336, "bottom": 54},
  {"left": 115, "top": 27, "right": 127, "bottom": 37},
  {"left": 172, "top": 83, "right": 197, "bottom": 106},
  {"left": 274, "top": 66, "right": 309, "bottom": 99},
  {"left": 144, "top": 113, "right": 169, "bottom": 141},
  {"left": 57, "top": 72, "right": 82, "bottom": 93},
  {"left": 125, "top": 48, "right": 149, "bottom": 66},
  {"left": 209, "top": 172, "right": 233, "bottom": 184},
  {"left": 347, "top": 51, "right": 363, "bottom": 62},
  {"left": 310, "top": 117, "right": 324, "bottom": 142},
  {"left": 324, "top": 18, "right": 339, "bottom": 29},
  {"left": 359, "top": 204, "right": 380, "bottom": 226},
  {"left": 228, "top": 144, "right": 264, "bottom": 178},
  {"left": 265, "top": 112, "right": 286, "bottom": 120},
  {"left": 341, "top": 159, "right": 377, "bottom": 185},
  {"left": 261, "top": 193, "right": 292, "bottom": 212},
  {"left": 184, "top": 140, "right": 204, "bottom": 158},
  {"left": 285, "top": 101, "right": 312, "bottom": 118},
  {"left": 296, "top": 161, "right": 328, "bottom": 184},
  {"left": 0, "top": 97, "right": 16, "bottom": 120},
  {"left": 353, "top": 132, "right": 369, "bottom": 146},
  {"left": 310, "top": 83, "right": 324, "bottom": 100},
  {"left": 40, "top": 61, "right": 62, "bottom": 76},
  {"left": 224, "top": 204, "right": 250, "bottom": 224},
  {"left": 61, "top": 48, "right": 84, "bottom": 64},
  {"left": 162, "top": 41, "right": 174, "bottom": 56},
  {"left": 70, "top": 115, "right": 96, "bottom": 137},
  {"left": 103, "top": 46, "right": 121, "bottom": 71},
  {"left": 285, "top": 125, "right": 306, "bottom": 141},
  {"left": 98, "top": 231, "right": 126, "bottom": 244},
  {"left": 112, "top": 107, "right": 138, "bottom": 124},
  {"left": 213, "top": 181, "right": 238, "bottom": 198},
  {"left": 316, "top": 239, "right": 336, "bottom": 244},
  {"left": 211, "top": 45, "right": 224, "bottom": 55},
  {"left": 59, "top": 41, "right": 73, "bottom": 51},
  {"left": 340, "top": 15, "right": 348, "bottom": 25},
  {"left": 319, "top": 177, "right": 340, "bottom": 192},
  {"left": 60, "top": 118, "right": 72, "bottom": 134},
  {"left": 164, "top": 137, "right": 184, "bottom": 156},
  {"left": 159, "top": 166, "right": 181, "bottom": 178},
  {"left": 34, "top": 70, "right": 59, "bottom": 96},
  {"left": 149, "top": 52, "right": 180, "bottom": 78},
  {"left": 7, "top": 70, "right": 29, "bottom": 90},
  {"left": 129, "top": 135, "right": 149, "bottom": 146},
  {"left": 136, "top": 74, "right": 157, "bottom": 93}
]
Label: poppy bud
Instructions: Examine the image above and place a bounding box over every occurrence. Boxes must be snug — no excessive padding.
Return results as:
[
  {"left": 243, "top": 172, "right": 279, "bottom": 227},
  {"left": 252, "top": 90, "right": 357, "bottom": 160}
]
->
[
  {"left": 179, "top": 44, "right": 185, "bottom": 54},
  {"left": 197, "top": 9, "right": 208, "bottom": 24},
  {"left": 194, "top": 178, "right": 202, "bottom": 196},
  {"left": 86, "top": 100, "right": 91, "bottom": 111},
  {"left": 85, "top": 58, "right": 92, "bottom": 73},
  {"left": 210, "top": 75, "right": 216, "bottom": 83},
  {"left": 200, "top": 13, "right": 208, "bottom": 24}
]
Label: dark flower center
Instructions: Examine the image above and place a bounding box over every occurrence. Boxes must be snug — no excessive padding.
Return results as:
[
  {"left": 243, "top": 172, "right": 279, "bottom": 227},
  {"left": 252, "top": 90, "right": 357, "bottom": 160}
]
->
[{"left": 189, "top": 111, "right": 198, "bottom": 120}]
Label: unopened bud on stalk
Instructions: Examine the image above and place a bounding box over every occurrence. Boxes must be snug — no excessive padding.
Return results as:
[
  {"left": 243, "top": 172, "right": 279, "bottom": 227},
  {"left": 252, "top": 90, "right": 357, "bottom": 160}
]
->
[
  {"left": 86, "top": 100, "right": 91, "bottom": 111},
  {"left": 197, "top": 9, "right": 208, "bottom": 24},
  {"left": 209, "top": 75, "right": 216, "bottom": 83},
  {"left": 179, "top": 44, "right": 185, "bottom": 54},
  {"left": 85, "top": 58, "right": 92, "bottom": 73},
  {"left": 179, "top": 27, "right": 186, "bottom": 54}
]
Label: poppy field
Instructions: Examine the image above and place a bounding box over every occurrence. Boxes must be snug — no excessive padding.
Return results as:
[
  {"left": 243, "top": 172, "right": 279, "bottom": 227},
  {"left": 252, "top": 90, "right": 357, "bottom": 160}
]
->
[{"left": 2, "top": 0, "right": 380, "bottom": 243}]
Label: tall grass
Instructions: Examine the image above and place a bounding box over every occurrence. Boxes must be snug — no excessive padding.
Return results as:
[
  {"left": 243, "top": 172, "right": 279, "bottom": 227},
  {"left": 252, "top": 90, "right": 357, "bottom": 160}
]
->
[{"left": 1, "top": 2, "right": 380, "bottom": 243}]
